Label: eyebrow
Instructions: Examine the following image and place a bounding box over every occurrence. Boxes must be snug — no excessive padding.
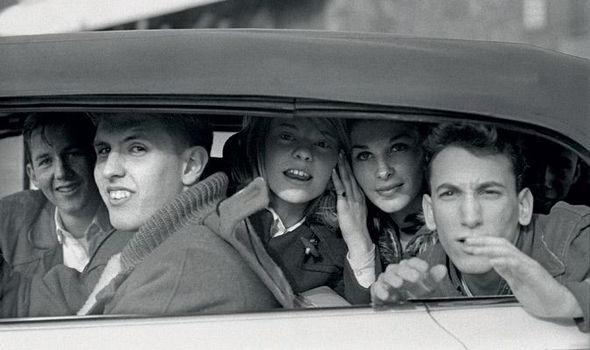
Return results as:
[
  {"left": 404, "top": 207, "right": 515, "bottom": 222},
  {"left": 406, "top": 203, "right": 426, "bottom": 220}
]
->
[
  {"left": 435, "top": 181, "right": 506, "bottom": 192},
  {"left": 94, "top": 128, "right": 150, "bottom": 148},
  {"left": 351, "top": 132, "right": 413, "bottom": 150},
  {"left": 276, "top": 122, "right": 298, "bottom": 131},
  {"left": 33, "top": 152, "right": 50, "bottom": 162}
]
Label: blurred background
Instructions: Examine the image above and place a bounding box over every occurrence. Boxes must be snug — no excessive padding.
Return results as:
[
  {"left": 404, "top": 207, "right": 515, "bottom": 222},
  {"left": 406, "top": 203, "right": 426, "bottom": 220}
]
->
[{"left": 0, "top": 0, "right": 588, "bottom": 58}]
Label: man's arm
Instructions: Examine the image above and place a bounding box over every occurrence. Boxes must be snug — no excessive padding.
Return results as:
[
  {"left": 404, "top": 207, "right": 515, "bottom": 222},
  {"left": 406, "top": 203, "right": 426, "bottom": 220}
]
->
[{"left": 463, "top": 235, "right": 587, "bottom": 328}]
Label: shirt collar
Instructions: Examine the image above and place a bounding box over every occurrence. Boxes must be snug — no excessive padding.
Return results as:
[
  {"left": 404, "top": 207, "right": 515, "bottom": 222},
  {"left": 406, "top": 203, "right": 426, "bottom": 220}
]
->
[
  {"left": 54, "top": 203, "right": 112, "bottom": 245},
  {"left": 266, "top": 207, "right": 306, "bottom": 238}
]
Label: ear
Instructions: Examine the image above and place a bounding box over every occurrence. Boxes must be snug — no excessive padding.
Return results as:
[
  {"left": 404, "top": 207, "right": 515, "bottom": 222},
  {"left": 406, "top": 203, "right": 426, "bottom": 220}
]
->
[
  {"left": 26, "top": 163, "right": 39, "bottom": 188},
  {"left": 181, "top": 146, "right": 209, "bottom": 187},
  {"left": 517, "top": 188, "right": 534, "bottom": 226},
  {"left": 422, "top": 194, "right": 437, "bottom": 231},
  {"left": 572, "top": 160, "right": 581, "bottom": 184}
]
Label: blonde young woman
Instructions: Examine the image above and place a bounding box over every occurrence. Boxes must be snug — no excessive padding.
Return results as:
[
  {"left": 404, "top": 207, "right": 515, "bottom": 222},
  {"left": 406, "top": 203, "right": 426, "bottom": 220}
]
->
[{"left": 226, "top": 117, "right": 374, "bottom": 304}]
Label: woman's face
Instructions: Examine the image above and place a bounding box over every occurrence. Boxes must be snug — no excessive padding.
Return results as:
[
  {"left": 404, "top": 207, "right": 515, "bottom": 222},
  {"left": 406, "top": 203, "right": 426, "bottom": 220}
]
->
[
  {"left": 350, "top": 120, "right": 424, "bottom": 214},
  {"left": 264, "top": 118, "right": 339, "bottom": 207}
]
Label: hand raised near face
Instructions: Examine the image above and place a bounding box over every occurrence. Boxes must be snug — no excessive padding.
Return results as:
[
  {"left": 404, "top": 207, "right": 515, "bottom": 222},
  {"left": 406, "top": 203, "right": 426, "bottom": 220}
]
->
[
  {"left": 371, "top": 258, "right": 447, "bottom": 307},
  {"left": 462, "top": 237, "right": 583, "bottom": 318},
  {"left": 331, "top": 153, "right": 372, "bottom": 258}
]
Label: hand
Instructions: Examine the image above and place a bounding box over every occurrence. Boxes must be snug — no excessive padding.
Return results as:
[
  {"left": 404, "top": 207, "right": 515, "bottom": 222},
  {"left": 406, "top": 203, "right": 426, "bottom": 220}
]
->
[
  {"left": 332, "top": 154, "right": 372, "bottom": 258},
  {"left": 463, "top": 236, "right": 583, "bottom": 318},
  {"left": 371, "top": 258, "right": 447, "bottom": 306}
]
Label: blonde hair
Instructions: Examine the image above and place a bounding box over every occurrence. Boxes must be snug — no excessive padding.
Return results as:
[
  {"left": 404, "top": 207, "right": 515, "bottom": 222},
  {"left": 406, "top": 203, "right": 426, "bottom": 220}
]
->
[{"left": 228, "top": 116, "right": 348, "bottom": 224}]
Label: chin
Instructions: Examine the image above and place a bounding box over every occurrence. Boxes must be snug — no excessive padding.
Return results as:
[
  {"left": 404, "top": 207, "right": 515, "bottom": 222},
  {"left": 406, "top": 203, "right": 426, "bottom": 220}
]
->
[
  {"left": 110, "top": 215, "right": 141, "bottom": 232},
  {"left": 454, "top": 257, "right": 493, "bottom": 275},
  {"left": 375, "top": 196, "right": 411, "bottom": 214},
  {"left": 276, "top": 189, "right": 319, "bottom": 204}
]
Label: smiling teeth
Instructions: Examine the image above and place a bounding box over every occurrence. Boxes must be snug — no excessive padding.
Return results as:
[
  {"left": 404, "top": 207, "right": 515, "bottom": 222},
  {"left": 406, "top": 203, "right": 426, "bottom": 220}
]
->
[
  {"left": 110, "top": 190, "right": 130, "bottom": 200},
  {"left": 287, "top": 169, "right": 309, "bottom": 177}
]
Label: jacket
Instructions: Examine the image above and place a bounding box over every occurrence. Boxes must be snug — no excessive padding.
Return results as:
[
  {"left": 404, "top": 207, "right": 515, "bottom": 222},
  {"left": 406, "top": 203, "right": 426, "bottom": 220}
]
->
[
  {"left": 249, "top": 209, "right": 371, "bottom": 304},
  {"left": 0, "top": 190, "right": 122, "bottom": 317},
  {"left": 421, "top": 202, "right": 590, "bottom": 332},
  {"left": 85, "top": 173, "right": 288, "bottom": 315}
]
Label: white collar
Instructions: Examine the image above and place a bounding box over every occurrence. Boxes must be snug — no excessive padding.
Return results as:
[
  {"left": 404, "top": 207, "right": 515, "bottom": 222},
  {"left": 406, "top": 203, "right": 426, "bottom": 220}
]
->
[{"left": 266, "top": 207, "right": 306, "bottom": 238}]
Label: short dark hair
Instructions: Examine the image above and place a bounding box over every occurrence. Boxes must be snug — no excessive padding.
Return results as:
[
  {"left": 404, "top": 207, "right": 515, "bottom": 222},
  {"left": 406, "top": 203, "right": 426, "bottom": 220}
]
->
[
  {"left": 424, "top": 122, "right": 527, "bottom": 192},
  {"left": 92, "top": 113, "right": 213, "bottom": 154},
  {"left": 23, "top": 112, "right": 96, "bottom": 166}
]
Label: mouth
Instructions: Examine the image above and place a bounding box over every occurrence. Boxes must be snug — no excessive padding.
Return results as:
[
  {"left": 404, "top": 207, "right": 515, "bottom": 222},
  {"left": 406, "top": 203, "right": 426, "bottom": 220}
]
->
[
  {"left": 54, "top": 182, "right": 80, "bottom": 193},
  {"left": 283, "top": 169, "right": 312, "bottom": 182},
  {"left": 106, "top": 187, "right": 133, "bottom": 204},
  {"left": 375, "top": 183, "right": 403, "bottom": 196}
]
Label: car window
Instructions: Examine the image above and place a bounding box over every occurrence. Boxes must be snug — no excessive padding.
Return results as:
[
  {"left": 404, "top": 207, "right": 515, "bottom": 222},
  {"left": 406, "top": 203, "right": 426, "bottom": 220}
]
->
[
  {"left": 0, "top": 110, "right": 587, "bottom": 323},
  {"left": 0, "top": 134, "right": 24, "bottom": 198}
]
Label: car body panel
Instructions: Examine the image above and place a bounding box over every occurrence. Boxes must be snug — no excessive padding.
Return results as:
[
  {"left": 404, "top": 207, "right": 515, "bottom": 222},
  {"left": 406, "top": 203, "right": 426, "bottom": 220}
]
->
[
  {"left": 0, "top": 304, "right": 587, "bottom": 350},
  {"left": 0, "top": 29, "right": 588, "bottom": 152}
]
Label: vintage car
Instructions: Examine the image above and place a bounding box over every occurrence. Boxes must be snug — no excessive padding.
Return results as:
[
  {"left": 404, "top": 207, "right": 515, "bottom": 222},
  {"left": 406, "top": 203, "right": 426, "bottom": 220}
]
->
[{"left": 0, "top": 29, "right": 588, "bottom": 349}]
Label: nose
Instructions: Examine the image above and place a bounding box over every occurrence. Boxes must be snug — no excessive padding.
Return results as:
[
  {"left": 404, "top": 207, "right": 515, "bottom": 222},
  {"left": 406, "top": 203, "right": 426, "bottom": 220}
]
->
[
  {"left": 293, "top": 143, "right": 312, "bottom": 162},
  {"left": 544, "top": 166, "right": 556, "bottom": 188},
  {"left": 460, "top": 195, "right": 483, "bottom": 229},
  {"left": 54, "top": 156, "right": 72, "bottom": 180},
  {"left": 376, "top": 156, "right": 393, "bottom": 180},
  {"left": 100, "top": 152, "right": 125, "bottom": 180}
]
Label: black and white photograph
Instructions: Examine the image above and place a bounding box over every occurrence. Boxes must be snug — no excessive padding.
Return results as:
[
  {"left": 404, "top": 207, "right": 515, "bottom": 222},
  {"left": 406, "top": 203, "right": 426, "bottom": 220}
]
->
[{"left": 0, "top": 1, "right": 588, "bottom": 349}]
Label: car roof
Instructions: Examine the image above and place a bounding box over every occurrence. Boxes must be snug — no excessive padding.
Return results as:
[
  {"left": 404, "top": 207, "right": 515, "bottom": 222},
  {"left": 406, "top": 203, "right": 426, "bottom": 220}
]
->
[{"left": 0, "top": 29, "right": 588, "bottom": 152}]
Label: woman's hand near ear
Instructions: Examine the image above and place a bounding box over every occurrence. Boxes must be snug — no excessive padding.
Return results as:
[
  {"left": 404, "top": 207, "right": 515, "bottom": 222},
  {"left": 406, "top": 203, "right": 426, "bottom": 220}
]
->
[{"left": 332, "top": 153, "right": 373, "bottom": 259}]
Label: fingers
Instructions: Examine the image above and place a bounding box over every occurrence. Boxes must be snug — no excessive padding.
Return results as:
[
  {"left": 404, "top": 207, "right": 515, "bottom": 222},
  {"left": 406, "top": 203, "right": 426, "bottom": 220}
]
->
[
  {"left": 337, "top": 154, "right": 354, "bottom": 199},
  {"left": 331, "top": 169, "right": 345, "bottom": 196},
  {"left": 429, "top": 264, "right": 448, "bottom": 284},
  {"left": 371, "top": 259, "right": 442, "bottom": 307},
  {"left": 341, "top": 155, "right": 363, "bottom": 200},
  {"left": 463, "top": 236, "right": 521, "bottom": 259}
]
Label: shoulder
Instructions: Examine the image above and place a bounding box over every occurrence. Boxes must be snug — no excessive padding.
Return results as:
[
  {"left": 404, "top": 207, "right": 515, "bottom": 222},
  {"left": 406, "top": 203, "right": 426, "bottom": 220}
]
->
[
  {"left": 144, "top": 224, "right": 243, "bottom": 266},
  {"left": 0, "top": 190, "right": 48, "bottom": 211},
  {"left": 532, "top": 202, "right": 590, "bottom": 237},
  {"left": 546, "top": 202, "right": 590, "bottom": 219},
  {"left": 529, "top": 202, "right": 590, "bottom": 260}
]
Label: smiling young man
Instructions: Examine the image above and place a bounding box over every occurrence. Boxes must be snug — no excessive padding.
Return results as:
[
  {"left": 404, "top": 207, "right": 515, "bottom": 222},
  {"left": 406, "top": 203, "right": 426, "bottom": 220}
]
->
[
  {"left": 0, "top": 112, "right": 126, "bottom": 316},
  {"left": 371, "top": 123, "right": 589, "bottom": 332},
  {"left": 0, "top": 113, "right": 118, "bottom": 316},
  {"left": 75, "top": 112, "right": 281, "bottom": 315}
]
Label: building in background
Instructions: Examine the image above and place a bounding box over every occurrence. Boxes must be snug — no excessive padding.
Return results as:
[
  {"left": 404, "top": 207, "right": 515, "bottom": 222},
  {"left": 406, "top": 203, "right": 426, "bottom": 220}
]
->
[{"left": 0, "top": 0, "right": 588, "bottom": 58}]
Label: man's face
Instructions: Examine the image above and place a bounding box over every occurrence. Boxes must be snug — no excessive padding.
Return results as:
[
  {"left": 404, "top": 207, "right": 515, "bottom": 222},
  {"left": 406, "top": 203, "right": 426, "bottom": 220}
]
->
[
  {"left": 423, "top": 146, "right": 531, "bottom": 274},
  {"left": 264, "top": 118, "right": 339, "bottom": 208},
  {"left": 537, "top": 148, "right": 579, "bottom": 201},
  {"left": 93, "top": 116, "right": 188, "bottom": 231},
  {"left": 27, "top": 124, "right": 100, "bottom": 217}
]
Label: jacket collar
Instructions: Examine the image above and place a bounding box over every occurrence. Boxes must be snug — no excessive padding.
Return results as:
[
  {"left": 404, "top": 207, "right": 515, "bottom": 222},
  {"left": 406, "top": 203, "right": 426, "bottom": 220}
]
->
[{"left": 204, "top": 177, "right": 296, "bottom": 308}]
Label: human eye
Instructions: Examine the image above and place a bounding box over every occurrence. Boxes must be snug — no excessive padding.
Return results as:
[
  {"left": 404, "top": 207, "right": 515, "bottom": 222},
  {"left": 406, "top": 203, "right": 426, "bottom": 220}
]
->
[
  {"left": 66, "top": 148, "right": 85, "bottom": 159},
  {"left": 278, "top": 132, "right": 295, "bottom": 142},
  {"left": 437, "top": 189, "right": 457, "bottom": 199},
  {"left": 480, "top": 188, "right": 502, "bottom": 199},
  {"left": 95, "top": 146, "right": 110, "bottom": 158},
  {"left": 389, "top": 143, "right": 409, "bottom": 153},
  {"left": 37, "top": 157, "right": 52, "bottom": 168},
  {"left": 354, "top": 151, "right": 372, "bottom": 161},
  {"left": 129, "top": 144, "right": 147, "bottom": 155}
]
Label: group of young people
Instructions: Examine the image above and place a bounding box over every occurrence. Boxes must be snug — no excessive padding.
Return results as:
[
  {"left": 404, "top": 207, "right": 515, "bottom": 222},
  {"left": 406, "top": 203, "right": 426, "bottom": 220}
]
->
[{"left": 0, "top": 112, "right": 587, "bottom": 332}]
